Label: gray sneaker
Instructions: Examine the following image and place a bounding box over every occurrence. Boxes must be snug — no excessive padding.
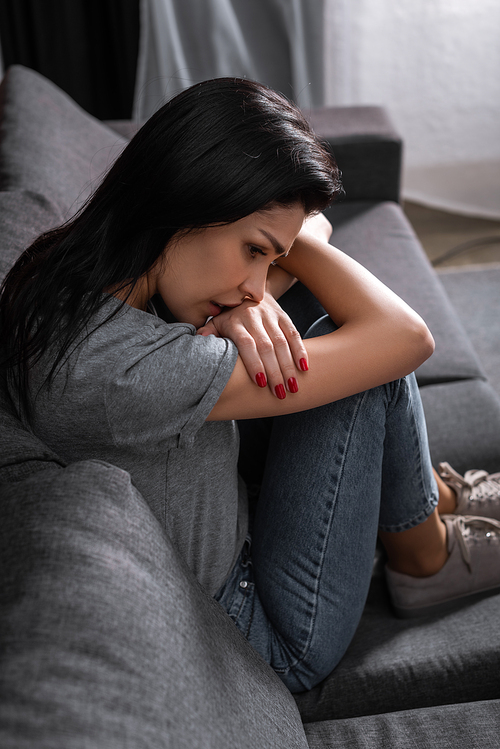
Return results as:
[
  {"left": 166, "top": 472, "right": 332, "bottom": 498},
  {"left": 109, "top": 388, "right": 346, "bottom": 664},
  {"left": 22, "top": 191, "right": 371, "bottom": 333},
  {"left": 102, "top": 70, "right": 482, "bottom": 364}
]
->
[
  {"left": 439, "top": 461, "right": 500, "bottom": 520},
  {"left": 385, "top": 515, "right": 500, "bottom": 618}
]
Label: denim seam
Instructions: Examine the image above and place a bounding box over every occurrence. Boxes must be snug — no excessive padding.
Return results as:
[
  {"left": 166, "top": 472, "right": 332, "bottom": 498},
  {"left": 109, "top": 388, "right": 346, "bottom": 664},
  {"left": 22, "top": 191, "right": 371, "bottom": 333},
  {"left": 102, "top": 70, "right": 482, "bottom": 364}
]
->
[
  {"left": 379, "top": 376, "right": 438, "bottom": 533},
  {"left": 282, "top": 390, "right": 367, "bottom": 677}
]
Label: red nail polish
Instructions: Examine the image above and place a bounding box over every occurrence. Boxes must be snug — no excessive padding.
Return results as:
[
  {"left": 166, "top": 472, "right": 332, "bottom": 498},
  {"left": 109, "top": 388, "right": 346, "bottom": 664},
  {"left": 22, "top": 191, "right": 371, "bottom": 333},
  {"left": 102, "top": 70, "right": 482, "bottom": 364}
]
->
[
  {"left": 256, "top": 372, "right": 267, "bottom": 388},
  {"left": 299, "top": 358, "right": 309, "bottom": 372},
  {"left": 288, "top": 377, "right": 298, "bottom": 393},
  {"left": 275, "top": 384, "right": 286, "bottom": 400}
]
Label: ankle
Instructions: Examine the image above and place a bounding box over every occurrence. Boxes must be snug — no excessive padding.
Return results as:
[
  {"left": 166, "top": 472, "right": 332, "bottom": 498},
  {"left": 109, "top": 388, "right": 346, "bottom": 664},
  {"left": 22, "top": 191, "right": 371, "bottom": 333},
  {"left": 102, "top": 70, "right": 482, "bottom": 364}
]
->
[
  {"left": 387, "top": 544, "right": 449, "bottom": 578},
  {"left": 435, "top": 470, "right": 458, "bottom": 513},
  {"left": 382, "top": 517, "right": 449, "bottom": 578}
]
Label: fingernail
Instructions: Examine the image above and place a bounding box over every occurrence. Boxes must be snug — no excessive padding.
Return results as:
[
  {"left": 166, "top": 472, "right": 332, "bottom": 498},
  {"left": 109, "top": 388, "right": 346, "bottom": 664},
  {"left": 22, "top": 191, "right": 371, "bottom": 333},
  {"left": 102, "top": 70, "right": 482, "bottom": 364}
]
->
[
  {"left": 299, "top": 358, "right": 309, "bottom": 372},
  {"left": 256, "top": 372, "right": 267, "bottom": 388},
  {"left": 288, "top": 377, "right": 298, "bottom": 393},
  {"left": 275, "top": 384, "right": 286, "bottom": 400}
]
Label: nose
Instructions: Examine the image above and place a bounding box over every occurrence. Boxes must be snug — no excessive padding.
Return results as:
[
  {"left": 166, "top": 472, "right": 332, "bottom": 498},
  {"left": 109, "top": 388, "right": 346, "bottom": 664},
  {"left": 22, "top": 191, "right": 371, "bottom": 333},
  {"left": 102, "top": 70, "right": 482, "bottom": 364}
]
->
[{"left": 239, "top": 268, "right": 267, "bottom": 303}]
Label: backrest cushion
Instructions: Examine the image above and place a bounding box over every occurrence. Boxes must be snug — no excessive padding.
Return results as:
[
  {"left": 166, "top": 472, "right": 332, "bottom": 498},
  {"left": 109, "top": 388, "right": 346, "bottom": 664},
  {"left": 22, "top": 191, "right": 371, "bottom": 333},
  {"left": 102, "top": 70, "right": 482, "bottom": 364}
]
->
[
  {"left": 0, "top": 188, "right": 67, "bottom": 481},
  {"left": 0, "top": 460, "right": 308, "bottom": 749},
  {"left": 0, "top": 189, "right": 64, "bottom": 285},
  {"left": 0, "top": 65, "right": 128, "bottom": 217}
]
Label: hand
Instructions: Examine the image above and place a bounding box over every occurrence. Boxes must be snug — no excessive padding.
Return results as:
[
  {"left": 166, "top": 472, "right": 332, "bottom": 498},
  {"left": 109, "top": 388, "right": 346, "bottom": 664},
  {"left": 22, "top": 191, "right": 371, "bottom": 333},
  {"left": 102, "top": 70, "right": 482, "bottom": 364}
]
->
[{"left": 196, "top": 293, "right": 308, "bottom": 399}]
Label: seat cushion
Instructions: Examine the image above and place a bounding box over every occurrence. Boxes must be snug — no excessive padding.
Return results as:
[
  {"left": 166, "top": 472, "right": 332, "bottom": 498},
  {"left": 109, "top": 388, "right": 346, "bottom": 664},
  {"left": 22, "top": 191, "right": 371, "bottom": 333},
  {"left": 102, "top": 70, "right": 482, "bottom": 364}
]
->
[
  {"left": 420, "top": 378, "right": 500, "bottom": 474},
  {"left": 0, "top": 66, "right": 127, "bottom": 217},
  {"left": 0, "top": 460, "right": 308, "bottom": 749},
  {"left": 294, "top": 569, "right": 500, "bottom": 723},
  {"left": 304, "top": 699, "right": 500, "bottom": 749},
  {"left": 324, "top": 201, "right": 485, "bottom": 386}
]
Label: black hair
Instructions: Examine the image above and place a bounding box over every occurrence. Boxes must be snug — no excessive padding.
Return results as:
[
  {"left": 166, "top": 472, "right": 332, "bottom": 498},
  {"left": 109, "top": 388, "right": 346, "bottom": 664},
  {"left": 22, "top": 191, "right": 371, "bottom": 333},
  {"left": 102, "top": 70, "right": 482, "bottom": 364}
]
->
[{"left": 0, "top": 77, "right": 342, "bottom": 416}]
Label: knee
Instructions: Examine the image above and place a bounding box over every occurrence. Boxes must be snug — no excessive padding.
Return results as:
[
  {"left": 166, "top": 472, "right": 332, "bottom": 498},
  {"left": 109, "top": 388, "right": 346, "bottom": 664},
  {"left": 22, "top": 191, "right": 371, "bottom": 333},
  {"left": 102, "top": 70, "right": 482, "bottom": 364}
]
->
[{"left": 278, "top": 642, "right": 347, "bottom": 693}]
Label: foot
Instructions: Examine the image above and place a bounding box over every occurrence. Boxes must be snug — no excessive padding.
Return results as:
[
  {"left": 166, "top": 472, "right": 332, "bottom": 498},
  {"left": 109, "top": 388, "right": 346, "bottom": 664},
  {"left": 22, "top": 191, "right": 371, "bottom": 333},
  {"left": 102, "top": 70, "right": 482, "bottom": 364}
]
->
[
  {"left": 439, "top": 462, "right": 500, "bottom": 520},
  {"left": 385, "top": 514, "right": 500, "bottom": 618}
]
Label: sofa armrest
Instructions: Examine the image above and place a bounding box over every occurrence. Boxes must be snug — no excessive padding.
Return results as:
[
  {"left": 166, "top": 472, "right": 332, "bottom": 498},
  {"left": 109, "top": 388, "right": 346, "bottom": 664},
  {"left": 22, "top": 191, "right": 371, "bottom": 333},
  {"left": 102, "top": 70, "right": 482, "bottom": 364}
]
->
[
  {"left": 307, "top": 106, "right": 402, "bottom": 203},
  {"left": 0, "top": 460, "right": 308, "bottom": 749}
]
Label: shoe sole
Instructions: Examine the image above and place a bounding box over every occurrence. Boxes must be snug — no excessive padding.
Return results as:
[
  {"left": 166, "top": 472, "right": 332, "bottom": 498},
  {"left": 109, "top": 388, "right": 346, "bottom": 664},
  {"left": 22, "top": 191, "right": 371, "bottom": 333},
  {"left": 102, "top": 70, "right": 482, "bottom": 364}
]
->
[{"left": 392, "top": 584, "right": 500, "bottom": 619}]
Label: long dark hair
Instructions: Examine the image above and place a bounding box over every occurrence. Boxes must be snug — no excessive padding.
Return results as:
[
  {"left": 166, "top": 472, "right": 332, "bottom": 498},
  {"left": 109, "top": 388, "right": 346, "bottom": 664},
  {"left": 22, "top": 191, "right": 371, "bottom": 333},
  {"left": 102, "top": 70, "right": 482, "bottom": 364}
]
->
[{"left": 0, "top": 77, "right": 342, "bottom": 415}]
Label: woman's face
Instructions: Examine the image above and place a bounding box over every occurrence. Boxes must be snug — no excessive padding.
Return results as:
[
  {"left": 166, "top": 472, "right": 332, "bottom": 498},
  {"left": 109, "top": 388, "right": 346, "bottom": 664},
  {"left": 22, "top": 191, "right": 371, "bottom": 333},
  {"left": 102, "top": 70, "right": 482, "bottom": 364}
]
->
[{"left": 151, "top": 204, "right": 305, "bottom": 328}]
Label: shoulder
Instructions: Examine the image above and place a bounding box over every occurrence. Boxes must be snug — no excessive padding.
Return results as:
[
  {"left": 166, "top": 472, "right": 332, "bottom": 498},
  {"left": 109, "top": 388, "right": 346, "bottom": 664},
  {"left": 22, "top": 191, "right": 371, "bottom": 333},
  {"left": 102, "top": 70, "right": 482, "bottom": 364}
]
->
[
  {"left": 93, "top": 301, "right": 239, "bottom": 448},
  {"left": 87, "top": 298, "right": 238, "bottom": 379}
]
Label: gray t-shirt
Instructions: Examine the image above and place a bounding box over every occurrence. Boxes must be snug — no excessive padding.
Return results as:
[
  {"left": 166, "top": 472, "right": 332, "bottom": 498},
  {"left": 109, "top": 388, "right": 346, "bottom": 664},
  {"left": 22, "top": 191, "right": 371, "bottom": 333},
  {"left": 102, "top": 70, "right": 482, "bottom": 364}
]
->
[{"left": 25, "top": 297, "right": 247, "bottom": 596}]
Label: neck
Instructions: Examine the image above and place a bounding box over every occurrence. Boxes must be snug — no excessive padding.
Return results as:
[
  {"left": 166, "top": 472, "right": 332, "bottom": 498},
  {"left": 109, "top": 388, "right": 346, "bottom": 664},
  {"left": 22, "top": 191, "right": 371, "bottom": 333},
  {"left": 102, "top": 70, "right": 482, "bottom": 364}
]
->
[{"left": 105, "top": 275, "right": 152, "bottom": 311}]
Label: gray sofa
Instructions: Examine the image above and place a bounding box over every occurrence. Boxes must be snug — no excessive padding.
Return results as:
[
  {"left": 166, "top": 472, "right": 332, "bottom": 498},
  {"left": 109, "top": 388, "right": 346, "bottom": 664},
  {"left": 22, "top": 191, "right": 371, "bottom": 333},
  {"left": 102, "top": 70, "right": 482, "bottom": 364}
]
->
[{"left": 1, "top": 66, "right": 499, "bottom": 748}]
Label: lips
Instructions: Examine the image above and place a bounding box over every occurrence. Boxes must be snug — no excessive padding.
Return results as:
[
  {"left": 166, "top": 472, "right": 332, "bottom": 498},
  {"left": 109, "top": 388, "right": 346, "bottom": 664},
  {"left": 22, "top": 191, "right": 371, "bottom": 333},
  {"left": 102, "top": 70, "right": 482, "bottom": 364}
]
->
[
  {"left": 209, "top": 301, "right": 242, "bottom": 316},
  {"left": 209, "top": 301, "right": 224, "bottom": 316}
]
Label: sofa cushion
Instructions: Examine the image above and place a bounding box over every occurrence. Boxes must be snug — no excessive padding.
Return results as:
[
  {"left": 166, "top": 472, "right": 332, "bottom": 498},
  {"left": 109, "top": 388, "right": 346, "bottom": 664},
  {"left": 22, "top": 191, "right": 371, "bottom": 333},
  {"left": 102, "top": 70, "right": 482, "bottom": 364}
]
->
[
  {"left": 304, "top": 700, "right": 500, "bottom": 749},
  {"left": 294, "top": 569, "right": 500, "bottom": 723},
  {"left": 0, "top": 65, "right": 127, "bottom": 217},
  {"left": 324, "top": 201, "right": 485, "bottom": 386},
  {"left": 437, "top": 264, "right": 500, "bottom": 400},
  {"left": 0, "top": 189, "right": 64, "bottom": 285},
  {"left": 420, "top": 378, "right": 500, "bottom": 474},
  {"left": 0, "top": 460, "right": 308, "bottom": 749}
]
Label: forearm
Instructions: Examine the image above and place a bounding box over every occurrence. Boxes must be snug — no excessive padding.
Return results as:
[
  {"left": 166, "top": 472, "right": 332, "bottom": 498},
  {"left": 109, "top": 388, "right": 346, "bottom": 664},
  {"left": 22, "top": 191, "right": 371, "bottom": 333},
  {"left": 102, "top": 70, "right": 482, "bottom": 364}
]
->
[
  {"left": 277, "top": 230, "right": 435, "bottom": 375},
  {"left": 208, "top": 221, "right": 435, "bottom": 422},
  {"left": 266, "top": 264, "right": 297, "bottom": 300}
]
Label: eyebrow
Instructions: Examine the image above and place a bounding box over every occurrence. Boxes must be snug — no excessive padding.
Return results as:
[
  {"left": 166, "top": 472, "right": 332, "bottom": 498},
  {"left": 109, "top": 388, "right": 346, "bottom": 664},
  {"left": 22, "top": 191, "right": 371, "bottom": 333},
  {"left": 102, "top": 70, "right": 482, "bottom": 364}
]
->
[{"left": 258, "top": 229, "right": 288, "bottom": 256}]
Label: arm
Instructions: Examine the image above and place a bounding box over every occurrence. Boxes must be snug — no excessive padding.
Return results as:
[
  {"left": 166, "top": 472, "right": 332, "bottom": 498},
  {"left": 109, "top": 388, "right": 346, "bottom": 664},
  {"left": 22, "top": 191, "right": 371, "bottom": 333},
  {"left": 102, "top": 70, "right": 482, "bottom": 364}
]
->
[
  {"left": 207, "top": 226, "right": 434, "bottom": 421},
  {"left": 265, "top": 264, "right": 297, "bottom": 300},
  {"left": 265, "top": 213, "right": 333, "bottom": 300},
  {"left": 197, "top": 212, "right": 333, "bottom": 389}
]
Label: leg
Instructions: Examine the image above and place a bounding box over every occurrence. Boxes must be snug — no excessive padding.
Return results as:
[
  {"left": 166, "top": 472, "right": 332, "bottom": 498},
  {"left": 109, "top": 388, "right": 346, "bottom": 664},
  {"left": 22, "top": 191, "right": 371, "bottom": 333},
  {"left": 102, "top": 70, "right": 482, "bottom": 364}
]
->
[
  {"left": 378, "top": 373, "right": 500, "bottom": 618},
  {"left": 380, "top": 509, "right": 448, "bottom": 577},
  {"left": 219, "top": 316, "right": 438, "bottom": 692}
]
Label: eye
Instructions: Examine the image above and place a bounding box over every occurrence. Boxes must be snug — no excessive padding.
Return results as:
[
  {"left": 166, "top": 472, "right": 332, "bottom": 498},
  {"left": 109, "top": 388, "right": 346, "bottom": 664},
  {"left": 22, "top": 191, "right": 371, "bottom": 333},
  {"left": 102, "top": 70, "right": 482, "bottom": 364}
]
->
[{"left": 248, "top": 245, "right": 267, "bottom": 259}]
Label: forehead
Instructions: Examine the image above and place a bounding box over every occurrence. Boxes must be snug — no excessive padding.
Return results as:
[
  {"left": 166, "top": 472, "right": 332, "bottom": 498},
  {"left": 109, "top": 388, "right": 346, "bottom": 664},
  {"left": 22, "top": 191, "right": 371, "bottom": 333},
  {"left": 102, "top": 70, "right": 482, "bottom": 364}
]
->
[{"left": 241, "top": 204, "right": 305, "bottom": 247}]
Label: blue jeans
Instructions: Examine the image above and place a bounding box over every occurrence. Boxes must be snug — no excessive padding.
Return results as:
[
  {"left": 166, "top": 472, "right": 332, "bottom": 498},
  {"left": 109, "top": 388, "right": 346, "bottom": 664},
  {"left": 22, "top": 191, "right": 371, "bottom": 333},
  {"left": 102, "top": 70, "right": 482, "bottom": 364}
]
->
[{"left": 215, "top": 292, "right": 438, "bottom": 693}]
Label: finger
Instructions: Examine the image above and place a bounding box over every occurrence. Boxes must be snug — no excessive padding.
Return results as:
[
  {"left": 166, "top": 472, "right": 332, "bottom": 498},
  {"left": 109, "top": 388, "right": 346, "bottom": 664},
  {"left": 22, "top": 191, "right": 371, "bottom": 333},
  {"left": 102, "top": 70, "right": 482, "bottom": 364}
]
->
[
  {"left": 207, "top": 302, "right": 303, "bottom": 398},
  {"left": 253, "top": 338, "right": 288, "bottom": 398},
  {"left": 262, "top": 308, "right": 309, "bottom": 379},
  {"left": 196, "top": 318, "right": 221, "bottom": 337},
  {"left": 278, "top": 318, "right": 309, "bottom": 374},
  {"left": 228, "top": 328, "right": 270, "bottom": 389},
  {"left": 202, "top": 311, "right": 270, "bottom": 387},
  {"left": 228, "top": 321, "right": 289, "bottom": 398},
  {"left": 259, "top": 323, "right": 302, "bottom": 396},
  {"left": 237, "top": 310, "right": 305, "bottom": 398}
]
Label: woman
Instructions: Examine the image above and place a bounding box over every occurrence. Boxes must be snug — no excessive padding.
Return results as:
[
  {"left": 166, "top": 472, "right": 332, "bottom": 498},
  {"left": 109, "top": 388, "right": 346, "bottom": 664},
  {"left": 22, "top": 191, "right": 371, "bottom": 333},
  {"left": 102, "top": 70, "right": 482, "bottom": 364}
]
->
[{"left": 1, "top": 78, "right": 500, "bottom": 693}]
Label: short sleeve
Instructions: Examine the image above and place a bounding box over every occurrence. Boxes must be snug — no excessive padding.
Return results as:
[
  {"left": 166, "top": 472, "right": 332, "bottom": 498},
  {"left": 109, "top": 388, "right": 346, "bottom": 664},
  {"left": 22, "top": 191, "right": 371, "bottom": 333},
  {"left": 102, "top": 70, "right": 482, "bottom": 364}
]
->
[{"left": 105, "top": 321, "right": 239, "bottom": 451}]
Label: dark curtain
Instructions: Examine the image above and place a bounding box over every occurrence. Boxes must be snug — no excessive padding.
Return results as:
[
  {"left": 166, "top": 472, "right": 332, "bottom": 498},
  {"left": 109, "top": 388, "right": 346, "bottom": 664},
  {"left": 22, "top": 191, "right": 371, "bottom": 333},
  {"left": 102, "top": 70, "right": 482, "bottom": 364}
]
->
[{"left": 0, "top": 0, "right": 140, "bottom": 120}]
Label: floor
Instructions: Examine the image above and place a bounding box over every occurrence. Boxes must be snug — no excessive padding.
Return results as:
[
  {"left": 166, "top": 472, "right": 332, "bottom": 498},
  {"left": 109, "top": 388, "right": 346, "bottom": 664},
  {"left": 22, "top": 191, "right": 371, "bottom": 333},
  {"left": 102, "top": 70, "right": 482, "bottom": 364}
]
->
[{"left": 403, "top": 202, "right": 500, "bottom": 268}]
